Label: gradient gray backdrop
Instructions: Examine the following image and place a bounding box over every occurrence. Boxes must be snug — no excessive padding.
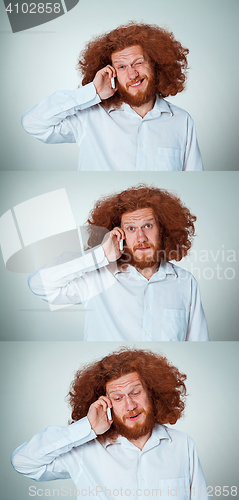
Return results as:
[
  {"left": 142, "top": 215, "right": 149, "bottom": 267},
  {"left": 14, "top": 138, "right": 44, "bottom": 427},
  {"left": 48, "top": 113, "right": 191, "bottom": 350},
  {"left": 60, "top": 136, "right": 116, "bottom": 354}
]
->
[
  {"left": 0, "top": 0, "right": 239, "bottom": 171},
  {"left": 0, "top": 171, "right": 238, "bottom": 341},
  {"left": 1, "top": 341, "right": 239, "bottom": 500}
]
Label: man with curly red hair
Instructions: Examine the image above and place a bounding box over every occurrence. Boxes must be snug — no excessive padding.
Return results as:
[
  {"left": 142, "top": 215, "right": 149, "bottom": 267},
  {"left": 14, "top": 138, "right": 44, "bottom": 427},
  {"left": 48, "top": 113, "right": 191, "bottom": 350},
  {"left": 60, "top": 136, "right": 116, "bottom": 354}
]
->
[
  {"left": 28, "top": 185, "right": 209, "bottom": 341},
  {"left": 12, "top": 348, "right": 208, "bottom": 499},
  {"left": 22, "top": 22, "right": 203, "bottom": 171}
]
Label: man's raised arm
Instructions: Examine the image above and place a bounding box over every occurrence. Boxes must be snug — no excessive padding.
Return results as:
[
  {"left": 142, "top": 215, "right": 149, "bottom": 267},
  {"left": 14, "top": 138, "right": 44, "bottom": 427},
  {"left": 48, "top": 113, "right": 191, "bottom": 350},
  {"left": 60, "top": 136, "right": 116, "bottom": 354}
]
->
[
  {"left": 11, "top": 417, "right": 95, "bottom": 481},
  {"left": 21, "top": 65, "right": 117, "bottom": 144},
  {"left": 11, "top": 396, "right": 113, "bottom": 482},
  {"left": 28, "top": 228, "right": 124, "bottom": 306}
]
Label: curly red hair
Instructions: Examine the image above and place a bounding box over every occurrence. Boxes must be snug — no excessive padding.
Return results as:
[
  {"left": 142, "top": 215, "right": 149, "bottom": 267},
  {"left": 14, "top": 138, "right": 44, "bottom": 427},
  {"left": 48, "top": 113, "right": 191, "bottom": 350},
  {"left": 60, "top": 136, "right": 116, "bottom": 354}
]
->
[
  {"left": 77, "top": 22, "right": 189, "bottom": 106},
  {"left": 87, "top": 184, "right": 196, "bottom": 261},
  {"left": 68, "top": 348, "right": 187, "bottom": 442}
]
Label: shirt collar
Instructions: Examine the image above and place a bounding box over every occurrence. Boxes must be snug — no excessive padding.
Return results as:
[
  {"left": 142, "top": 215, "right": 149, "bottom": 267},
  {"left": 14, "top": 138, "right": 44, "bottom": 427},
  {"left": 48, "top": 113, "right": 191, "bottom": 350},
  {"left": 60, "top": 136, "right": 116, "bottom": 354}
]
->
[
  {"left": 102, "top": 424, "right": 171, "bottom": 450},
  {"left": 107, "top": 96, "right": 173, "bottom": 118},
  {"left": 149, "top": 96, "right": 173, "bottom": 118},
  {"left": 113, "top": 260, "right": 177, "bottom": 282}
]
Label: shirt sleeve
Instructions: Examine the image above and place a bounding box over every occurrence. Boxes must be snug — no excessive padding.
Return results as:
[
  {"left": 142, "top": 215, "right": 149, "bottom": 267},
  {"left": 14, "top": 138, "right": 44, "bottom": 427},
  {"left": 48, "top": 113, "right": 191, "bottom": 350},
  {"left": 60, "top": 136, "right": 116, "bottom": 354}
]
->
[
  {"left": 186, "top": 277, "right": 209, "bottom": 341},
  {"left": 183, "top": 115, "right": 204, "bottom": 171},
  {"left": 28, "top": 245, "right": 115, "bottom": 306},
  {"left": 188, "top": 437, "right": 209, "bottom": 500},
  {"left": 21, "top": 83, "right": 101, "bottom": 144},
  {"left": 11, "top": 417, "right": 96, "bottom": 482}
]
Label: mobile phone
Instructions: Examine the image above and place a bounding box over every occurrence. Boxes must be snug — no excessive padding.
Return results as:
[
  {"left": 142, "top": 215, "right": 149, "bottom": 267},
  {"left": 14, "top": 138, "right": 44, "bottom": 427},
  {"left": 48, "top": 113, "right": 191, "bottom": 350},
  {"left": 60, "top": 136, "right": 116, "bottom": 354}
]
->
[
  {"left": 119, "top": 239, "right": 124, "bottom": 251},
  {"left": 111, "top": 76, "right": 116, "bottom": 89},
  {"left": 107, "top": 407, "right": 112, "bottom": 420}
]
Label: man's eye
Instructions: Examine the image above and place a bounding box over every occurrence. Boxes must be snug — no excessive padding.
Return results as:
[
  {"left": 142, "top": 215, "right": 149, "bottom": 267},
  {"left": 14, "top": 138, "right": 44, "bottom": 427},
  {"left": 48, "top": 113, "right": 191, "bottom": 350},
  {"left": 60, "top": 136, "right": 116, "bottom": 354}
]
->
[
  {"left": 145, "top": 224, "right": 152, "bottom": 229},
  {"left": 127, "top": 227, "right": 135, "bottom": 232},
  {"left": 113, "top": 397, "right": 122, "bottom": 401},
  {"left": 131, "top": 391, "right": 140, "bottom": 396}
]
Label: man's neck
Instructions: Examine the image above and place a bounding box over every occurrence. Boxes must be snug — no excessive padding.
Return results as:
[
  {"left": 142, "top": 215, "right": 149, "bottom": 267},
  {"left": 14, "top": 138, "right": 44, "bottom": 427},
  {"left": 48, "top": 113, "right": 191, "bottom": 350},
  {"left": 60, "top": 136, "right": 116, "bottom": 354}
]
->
[
  {"left": 128, "top": 431, "right": 152, "bottom": 450},
  {"left": 136, "top": 262, "right": 159, "bottom": 280},
  {"left": 130, "top": 98, "right": 155, "bottom": 118}
]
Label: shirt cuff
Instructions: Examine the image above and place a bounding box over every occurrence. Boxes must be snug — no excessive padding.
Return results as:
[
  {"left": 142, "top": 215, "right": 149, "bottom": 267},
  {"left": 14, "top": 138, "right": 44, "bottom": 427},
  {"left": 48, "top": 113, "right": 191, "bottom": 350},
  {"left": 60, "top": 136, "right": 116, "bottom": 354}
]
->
[
  {"left": 41, "top": 417, "right": 97, "bottom": 456},
  {"left": 94, "top": 245, "right": 109, "bottom": 266},
  {"left": 67, "top": 416, "right": 97, "bottom": 443},
  {"left": 72, "top": 82, "right": 101, "bottom": 109}
]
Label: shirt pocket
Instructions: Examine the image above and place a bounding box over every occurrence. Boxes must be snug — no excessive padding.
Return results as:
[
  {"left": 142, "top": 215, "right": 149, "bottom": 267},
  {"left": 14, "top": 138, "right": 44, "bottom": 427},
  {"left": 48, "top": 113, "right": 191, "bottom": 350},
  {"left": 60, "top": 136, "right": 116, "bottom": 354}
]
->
[
  {"left": 155, "top": 147, "right": 183, "bottom": 171},
  {"left": 156, "top": 477, "right": 188, "bottom": 500},
  {"left": 161, "top": 309, "right": 188, "bottom": 341}
]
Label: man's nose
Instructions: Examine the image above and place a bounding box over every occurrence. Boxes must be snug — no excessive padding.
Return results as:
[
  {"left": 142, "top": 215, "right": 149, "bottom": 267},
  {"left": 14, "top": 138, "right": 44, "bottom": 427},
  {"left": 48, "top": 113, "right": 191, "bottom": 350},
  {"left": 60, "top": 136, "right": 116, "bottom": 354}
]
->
[
  {"left": 127, "top": 65, "right": 139, "bottom": 80},
  {"left": 137, "top": 228, "right": 148, "bottom": 242},
  {"left": 125, "top": 396, "right": 137, "bottom": 411}
]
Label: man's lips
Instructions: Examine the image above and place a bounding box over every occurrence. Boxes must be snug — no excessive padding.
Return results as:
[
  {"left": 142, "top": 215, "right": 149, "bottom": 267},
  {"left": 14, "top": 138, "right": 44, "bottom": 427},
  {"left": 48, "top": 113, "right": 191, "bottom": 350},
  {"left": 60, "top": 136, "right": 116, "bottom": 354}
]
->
[
  {"left": 126, "top": 412, "right": 141, "bottom": 421},
  {"left": 134, "top": 245, "right": 152, "bottom": 251},
  {"left": 127, "top": 78, "right": 145, "bottom": 89}
]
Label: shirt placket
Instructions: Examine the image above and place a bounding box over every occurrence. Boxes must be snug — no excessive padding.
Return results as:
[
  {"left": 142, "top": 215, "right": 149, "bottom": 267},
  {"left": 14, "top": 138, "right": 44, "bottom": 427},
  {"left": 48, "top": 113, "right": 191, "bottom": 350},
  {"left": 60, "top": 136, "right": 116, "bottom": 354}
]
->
[
  {"left": 142, "top": 282, "right": 153, "bottom": 340},
  {"left": 135, "top": 120, "right": 148, "bottom": 171},
  {"left": 136, "top": 451, "right": 150, "bottom": 499}
]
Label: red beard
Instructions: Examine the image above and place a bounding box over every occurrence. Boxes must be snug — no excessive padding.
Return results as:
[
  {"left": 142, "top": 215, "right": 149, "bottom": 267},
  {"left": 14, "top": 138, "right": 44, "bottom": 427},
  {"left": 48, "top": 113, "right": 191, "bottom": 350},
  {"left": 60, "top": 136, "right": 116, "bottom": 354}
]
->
[
  {"left": 123, "top": 242, "right": 162, "bottom": 270},
  {"left": 112, "top": 403, "right": 156, "bottom": 441},
  {"left": 117, "top": 73, "right": 157, "bottom": 108}
]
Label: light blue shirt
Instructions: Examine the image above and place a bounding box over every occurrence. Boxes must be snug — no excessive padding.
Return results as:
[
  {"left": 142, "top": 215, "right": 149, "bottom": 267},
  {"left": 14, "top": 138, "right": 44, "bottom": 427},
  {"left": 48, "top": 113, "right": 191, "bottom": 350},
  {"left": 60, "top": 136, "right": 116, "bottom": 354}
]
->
[
  {"left": 28, "top": 246, "right": 209, "bottom": 341},
  {"left": 22, "top": 83, "right": 203, "bottom": 171},
  {"left": 11, "top": 417, "right": 208, "bottom": 500}
]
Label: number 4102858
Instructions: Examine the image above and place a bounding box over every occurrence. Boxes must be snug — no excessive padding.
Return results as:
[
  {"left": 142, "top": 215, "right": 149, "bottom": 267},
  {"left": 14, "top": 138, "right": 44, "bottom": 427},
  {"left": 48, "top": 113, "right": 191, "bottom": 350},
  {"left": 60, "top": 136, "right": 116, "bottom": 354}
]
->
[{"left": 5, "top": 3, "right": 61, "bottom": 14}]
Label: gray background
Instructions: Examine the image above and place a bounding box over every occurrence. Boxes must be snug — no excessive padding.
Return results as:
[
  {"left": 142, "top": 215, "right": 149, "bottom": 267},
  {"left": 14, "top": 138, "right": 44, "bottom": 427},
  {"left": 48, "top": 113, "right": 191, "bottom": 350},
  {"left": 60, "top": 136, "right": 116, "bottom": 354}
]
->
[
  {"left": 0, "top": 0, "right": 239, "bottom": 171},
  {"left": 0, "top": 171, "right": 238, "bottom": 341},
  {"left": 1, "top": 341, "right": 239, "bottom": 500}
]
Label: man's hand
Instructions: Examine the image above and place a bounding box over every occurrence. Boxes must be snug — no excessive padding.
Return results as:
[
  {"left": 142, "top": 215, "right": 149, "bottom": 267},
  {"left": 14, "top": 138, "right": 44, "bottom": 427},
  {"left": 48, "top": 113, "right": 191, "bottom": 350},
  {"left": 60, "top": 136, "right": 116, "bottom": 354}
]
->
[
  {"left": 87, "top": 396, "right": 113, "bottom": 435},
  {"left": 93, "top": 65, "right": 118, "bottom": 100},
  {"left": 102, "top": 227, "right": 125, "bottom": 262}
]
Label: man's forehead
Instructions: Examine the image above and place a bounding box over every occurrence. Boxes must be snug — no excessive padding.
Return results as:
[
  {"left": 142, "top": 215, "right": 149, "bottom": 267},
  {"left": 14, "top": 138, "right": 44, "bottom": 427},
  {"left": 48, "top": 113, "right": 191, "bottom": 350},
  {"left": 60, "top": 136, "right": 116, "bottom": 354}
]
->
[
  {"left": 121, "top": 208, "right": 155, "bottom": 225},
  {"left": 111, "top": 45, "right": 145, "bottom": 63},
  {"left": 106, "top": 372, "right": 142, "bottom": 393}
]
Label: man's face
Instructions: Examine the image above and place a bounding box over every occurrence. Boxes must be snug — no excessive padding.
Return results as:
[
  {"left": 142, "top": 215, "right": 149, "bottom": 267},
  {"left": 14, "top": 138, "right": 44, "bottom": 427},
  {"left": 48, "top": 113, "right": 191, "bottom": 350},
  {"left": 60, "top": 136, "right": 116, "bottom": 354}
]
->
[
  {"left": 106, "top": 372, "right": 154, "bottom": 440},
  {"left": 121, "top": 207, "right": 160, "bottom": 269},
  {"left": 111, "top": 45, "right": 156, "bottom": 107}
]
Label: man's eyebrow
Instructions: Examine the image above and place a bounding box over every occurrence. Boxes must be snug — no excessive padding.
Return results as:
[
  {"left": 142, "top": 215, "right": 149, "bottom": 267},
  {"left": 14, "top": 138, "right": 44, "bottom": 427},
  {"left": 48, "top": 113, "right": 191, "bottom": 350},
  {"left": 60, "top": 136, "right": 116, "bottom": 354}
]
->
[
  {"left": 113, "top": 56, "right": 145, "bottom": 65},
  {"left": 122, "top": 217, "right": 155, "bottom": 226},
  {"left": 108, "top": 383, "right": 142, "bottom": 395}
]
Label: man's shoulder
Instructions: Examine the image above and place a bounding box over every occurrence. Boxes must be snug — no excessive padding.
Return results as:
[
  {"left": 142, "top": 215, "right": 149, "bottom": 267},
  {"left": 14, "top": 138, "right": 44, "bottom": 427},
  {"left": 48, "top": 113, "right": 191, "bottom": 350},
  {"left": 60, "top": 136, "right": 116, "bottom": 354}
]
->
[
  {"left": 158, "top": 97, "right": 193, "bottom": 121},
  {"left": 160, "top": 424, "right": 195, "bottom": 446},
  {"left": 163, "top": 261, "right": 198, "bottom": 284}
]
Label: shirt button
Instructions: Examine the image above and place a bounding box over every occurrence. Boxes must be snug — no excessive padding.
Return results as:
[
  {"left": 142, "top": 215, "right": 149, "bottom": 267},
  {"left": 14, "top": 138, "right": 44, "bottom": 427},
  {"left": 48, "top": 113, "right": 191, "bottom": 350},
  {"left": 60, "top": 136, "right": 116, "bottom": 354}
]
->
[
  {"left": 140, "top": 144, "right": 144, "bottom": 148},
  {"left": 146, "top": 306, "right": 150, "bottom": 310},
  {"left": 145, "top": 332, "right": 149, "bottom": 337},
  {"left": 79, "top": 433, "right": 82, "bottom": 437},
  {"left": 141, "top": 479, "right": 145, "bottom": 483},
  {"left": 85, "top": 96, "right": 88, "bottom": 100},
  {"left": 56, "top": 444, "right": 59, "bottom": 448}
]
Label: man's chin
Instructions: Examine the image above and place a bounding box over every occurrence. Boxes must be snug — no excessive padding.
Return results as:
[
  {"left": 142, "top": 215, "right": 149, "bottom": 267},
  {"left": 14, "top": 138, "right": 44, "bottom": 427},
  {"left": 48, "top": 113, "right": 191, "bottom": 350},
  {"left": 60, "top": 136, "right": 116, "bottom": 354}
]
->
[
  {"left": 118, "top": 88, "right": 152, "bottom": 108},
  {"left": 133, "top": 250, "right": 156, "bottom": 269},
  {"left": 113, "top": 408, "right": 155, "bottom": 441},
  {"left": 117, "top": 76, "right": 157, "bottom": 108},
  {"left": 122, "top": 246, "right": 160, "bottom": 270}
]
